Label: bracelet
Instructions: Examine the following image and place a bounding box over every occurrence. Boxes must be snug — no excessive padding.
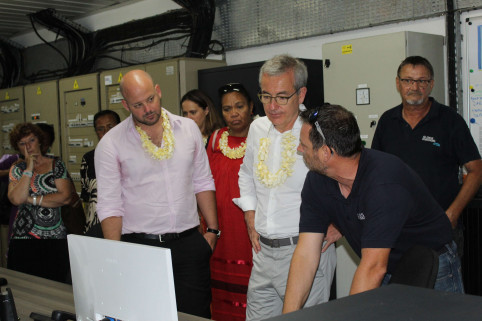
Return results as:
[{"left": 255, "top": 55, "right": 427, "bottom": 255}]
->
[
  {"left": 23, "top": 171, "right": 33, "bottom": 177},
  {"left": 33, "top": 196, "right": 37, "bottom": 206},
  {"left": 39, "top": 195, "right": 44, "bottom": 207}
]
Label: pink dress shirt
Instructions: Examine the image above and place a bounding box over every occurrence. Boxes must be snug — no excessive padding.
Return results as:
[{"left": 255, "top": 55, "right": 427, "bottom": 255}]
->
[{"left": 95, "top": 109, "right": 215, "bottom": 235}]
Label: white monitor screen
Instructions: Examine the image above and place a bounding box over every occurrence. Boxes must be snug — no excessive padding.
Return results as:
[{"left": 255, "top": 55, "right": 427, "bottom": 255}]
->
[{"left": 68, "top": 235, "right": 178, "bottom": 321}]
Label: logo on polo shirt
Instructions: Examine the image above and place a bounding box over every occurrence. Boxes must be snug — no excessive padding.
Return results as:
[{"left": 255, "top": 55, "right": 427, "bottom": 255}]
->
[
  {"left": 422, "top": 135, "right": 440, "bottom": 147},
  {"left": 357, "top": 212, "right": 365, "bottom": 220}
]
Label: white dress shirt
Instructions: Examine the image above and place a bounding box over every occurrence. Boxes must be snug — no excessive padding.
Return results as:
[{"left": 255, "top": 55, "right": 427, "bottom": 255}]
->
[{"left": 233, "top": 105, "right": 308, "bottom": 239}]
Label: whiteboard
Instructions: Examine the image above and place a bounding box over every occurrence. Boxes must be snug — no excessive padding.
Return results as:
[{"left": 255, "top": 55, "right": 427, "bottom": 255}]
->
[
  {"left": 68, "top": 235, "right": 178, "bottom": 321},
  {"left": 465, "top": 16, "right": 482, "bottom": 155}
]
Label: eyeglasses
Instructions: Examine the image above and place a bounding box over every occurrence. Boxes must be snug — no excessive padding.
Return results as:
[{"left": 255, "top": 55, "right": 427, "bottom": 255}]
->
[
  {"left": 398, "top": 78, "right": 432, "bottom": 88},
  {"left": 258, "top": 90, "right": 298, "bottom": 105},
  {"left": 309, "top": 109, "right": 327, "bottom": 140},
  {"left": 309, "top": 108, "right": 333, "bottom": 154},
  {"left": 218, "top": 83, "right": 246, "bottom": 97}
]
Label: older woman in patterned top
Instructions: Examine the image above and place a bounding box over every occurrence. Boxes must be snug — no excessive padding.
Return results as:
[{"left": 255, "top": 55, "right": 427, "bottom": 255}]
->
[{"left": 7, "top": 123, "right": 73, "bottom": 283}]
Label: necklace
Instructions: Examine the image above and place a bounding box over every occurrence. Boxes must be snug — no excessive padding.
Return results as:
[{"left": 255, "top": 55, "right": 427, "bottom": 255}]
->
[
  {"left": 255, "top": 128, "right": 297, "bottom": 188},
  {"left": 219, "top": 130, "right": 246, "bottom": 159},
  {"left": 136, "top": 109, "right": 175, "bottom": 160}
]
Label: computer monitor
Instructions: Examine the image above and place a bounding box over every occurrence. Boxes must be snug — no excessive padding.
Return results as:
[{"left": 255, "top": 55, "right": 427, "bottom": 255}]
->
[{"left": 68, "top": 235, "right": 178, "bottom": 321}]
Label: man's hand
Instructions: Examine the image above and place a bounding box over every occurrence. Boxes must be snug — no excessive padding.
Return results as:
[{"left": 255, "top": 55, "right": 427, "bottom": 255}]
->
[
  {"left": 445, "top": 209, "right": 458, "bottom": 228},
  {"left": 283, "top": 233, "right": 324, "bottom": 314},
  {"left": 244, "top": 210, "right": 261, "bottom": 253},
  {"left": 322, "top": 224, "right": 342, "bottom": 252},
  {"left": 350, "top": 248, "right": 390, "bottom": 295},
  {"left": 445, "top": 159, "right": 482, "bottom": 228},
  {"left": 203, "top": 231, "right": 218, "bottom": 251}
]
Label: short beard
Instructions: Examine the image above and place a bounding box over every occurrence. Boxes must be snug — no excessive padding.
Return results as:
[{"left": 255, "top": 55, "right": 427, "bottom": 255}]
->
[
  {"left": 134, "top": 112, "right": 161, "bottom": 126},
  {"left": 405, "top": 98, "right": 424, "bottom": 105},
  {"left": 303, "top": 155, "right": 327, "bottom": 175}
]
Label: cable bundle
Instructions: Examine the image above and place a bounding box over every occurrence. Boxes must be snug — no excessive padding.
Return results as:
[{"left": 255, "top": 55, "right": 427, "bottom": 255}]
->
[
  {"left": 28, "top": 8, "right": 94, "bottom": 78},
  {"left": 0, "top": 38, "right": 23, "bottom": 88},
  {"left": 10, "top": 1, "right": 224, "bottom": 86}
]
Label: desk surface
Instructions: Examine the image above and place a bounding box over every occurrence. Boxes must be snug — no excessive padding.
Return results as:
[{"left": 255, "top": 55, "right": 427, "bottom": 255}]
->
[
  {"left": 0, "top": 268, "right": 208, "bottom": 321},
  {"left": 267, "top": 284, "right": 482, "bottom": 321},
  {"left": 0, "top": 267, "right": 75, "bottom": 320}
]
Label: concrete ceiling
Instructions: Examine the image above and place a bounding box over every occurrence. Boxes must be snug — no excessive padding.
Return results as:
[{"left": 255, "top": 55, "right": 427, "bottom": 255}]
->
[{"left": 0, "top": 0, "right": 134, "bottom": 39}]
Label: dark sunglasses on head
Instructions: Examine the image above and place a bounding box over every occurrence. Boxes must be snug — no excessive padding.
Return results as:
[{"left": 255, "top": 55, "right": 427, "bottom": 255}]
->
[
  {"left": 218, "top": 83, "right": 247, "bottom": 97},
  {"left": 309, "top": 106, "right": 334, "bottom": 154},
  {"left": 308, "top": 108, "right": 326, "bottom": 142}
]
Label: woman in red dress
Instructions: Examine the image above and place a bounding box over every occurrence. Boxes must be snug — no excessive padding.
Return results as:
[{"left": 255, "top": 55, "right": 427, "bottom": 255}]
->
[{"left": 207, "top": 83, "right": 254, "bottom": 321}]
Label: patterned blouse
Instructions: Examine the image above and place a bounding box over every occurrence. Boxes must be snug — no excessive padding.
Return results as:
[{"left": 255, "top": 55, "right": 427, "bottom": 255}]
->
[
  {"left": 9, "top": 158, "right": 68, "bottom": 239},
  {"left": 80, "top": 149, "right": 99, "bottom": 232}
]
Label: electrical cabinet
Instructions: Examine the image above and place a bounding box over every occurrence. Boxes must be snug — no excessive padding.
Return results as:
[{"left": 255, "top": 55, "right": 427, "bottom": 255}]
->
[
  {"left": 323, "top": 31, "right": 445, "bottom": 148},
  {"left": 98, "top": 58, "right": 225, "bottom": 118},
  {"left": 100, "top": 66, "right": 143, "bottom": 121},
  {"left": 24, "top": 80, "right": 61, "bottom": 157},
  {"left": 99, "top": 58, "right": 226, "bottom": 120},
  {"left": 0, "top": 87, "right": 25, "bottom": 154},
  {"left": 59, "top": 73, "right": 100, "bottom": 194},
  {"left": 322, "top": 31, "right": 445, "bottom": 298},
  {"left": 145, "top": 58, "right": 226, "bottom": 115}
]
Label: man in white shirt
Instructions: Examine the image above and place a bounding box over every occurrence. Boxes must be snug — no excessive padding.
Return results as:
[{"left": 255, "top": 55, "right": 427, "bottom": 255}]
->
[{"left": 234, "top": 54, "right": 336, "bottom": 320}]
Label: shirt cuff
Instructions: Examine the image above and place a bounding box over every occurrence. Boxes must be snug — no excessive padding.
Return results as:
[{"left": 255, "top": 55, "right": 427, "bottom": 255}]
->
[{"left": 232, "top": 196, "right": 257, "bottom": 212}]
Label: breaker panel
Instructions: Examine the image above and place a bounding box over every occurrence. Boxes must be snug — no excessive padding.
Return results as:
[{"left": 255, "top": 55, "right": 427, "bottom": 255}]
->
[
  {"left": 100, "top": 66, "right": 143, "bottom": 121},
  {"left": 145, "top": 58, "right": 226, "bottom": 115},
  {"left": 59, "top": 73, "right": 100, "bottom": 194},
  {"left": 24, "top": 80, "right": 61, "bottom": 157},
  {"left": 0, "top": 87, "right": 25, "bottom": 155},
  {"left": 323, "top": 31, "right": 445, "bottom": 148},
  {"left": 98, "top": 59, "right": 225, "bottom": 118}
]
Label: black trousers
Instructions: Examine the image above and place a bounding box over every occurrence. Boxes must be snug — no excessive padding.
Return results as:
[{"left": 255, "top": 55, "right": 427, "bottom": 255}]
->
[{"left": 121, "top": 230, "right": 212, "bottom": 319}]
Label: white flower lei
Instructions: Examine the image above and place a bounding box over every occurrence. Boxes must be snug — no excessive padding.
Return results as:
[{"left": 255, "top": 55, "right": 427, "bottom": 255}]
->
[
  {"left": 219, "top": 130, "right": 246, "bottom": 159},
  {"left": 255, "top": 130, "right": 297, "bottom": 188},
  {"left": 136, "top": 109, "right": 175, "bottom": 160}
]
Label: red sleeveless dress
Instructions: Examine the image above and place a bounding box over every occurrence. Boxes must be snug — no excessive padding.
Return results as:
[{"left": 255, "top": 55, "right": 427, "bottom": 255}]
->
[{"left": 207, "top": 127, "right": 253, "bottom": 321}]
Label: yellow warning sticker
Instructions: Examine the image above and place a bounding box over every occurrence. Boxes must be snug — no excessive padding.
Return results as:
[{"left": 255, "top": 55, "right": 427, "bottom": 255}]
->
[
  {"left": 5, "top": 92, "right": 9, "bottom": 100},
  {"left": 118, "top": 72, "right": 123, "bottom": 83},
  {"left": 342, "top": 44, "right": 353, "bottom": 55},
  {"left": 37, "top": 87, "right": 42, "bottom": 95},
  {"left": 73, "top": 80, "right": 79, "bottom": 90}
]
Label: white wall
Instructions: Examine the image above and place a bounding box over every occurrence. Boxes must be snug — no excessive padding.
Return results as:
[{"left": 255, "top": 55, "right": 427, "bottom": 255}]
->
[{"left": 461, "top": 9, "right": 482, "bottom": 121}]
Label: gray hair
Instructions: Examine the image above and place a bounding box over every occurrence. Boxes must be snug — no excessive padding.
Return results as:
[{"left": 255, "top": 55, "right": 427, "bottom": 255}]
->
[{"left": 259, "top": 54, "right": 308, "bottom": 90}]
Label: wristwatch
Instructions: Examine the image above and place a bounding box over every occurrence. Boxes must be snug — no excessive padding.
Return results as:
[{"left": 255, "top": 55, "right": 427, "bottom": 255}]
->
[{"left": 206, "top": 228, "right": 221, "bottom": 238}]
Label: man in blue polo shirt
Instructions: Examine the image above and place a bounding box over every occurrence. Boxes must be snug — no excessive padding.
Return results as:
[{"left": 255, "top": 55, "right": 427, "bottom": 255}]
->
[
  {"left": 282, "top": 104, "right": 464, "bottom": 314},
  {"left": 371, "top": 56, "right": 482, "bottom": 257}
]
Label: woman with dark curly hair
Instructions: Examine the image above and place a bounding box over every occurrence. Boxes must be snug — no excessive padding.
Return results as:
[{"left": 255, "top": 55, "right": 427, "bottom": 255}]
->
[
  {"left": 181, "top": 89, "right": 224, "bottom": 147},
  {"left": 7, "top": 123, "right": 73, "bottom": 282}
]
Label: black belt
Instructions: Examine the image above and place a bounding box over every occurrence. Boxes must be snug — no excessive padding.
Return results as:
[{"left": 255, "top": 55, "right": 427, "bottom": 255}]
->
[
  {"left": 259, "top": 235, "right": 299, "bottom": 248},
  {"left": 127, "top": 227, "right": 198, "bottom": 243}
]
